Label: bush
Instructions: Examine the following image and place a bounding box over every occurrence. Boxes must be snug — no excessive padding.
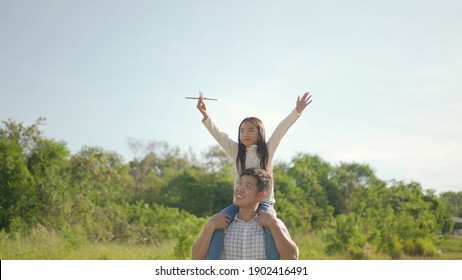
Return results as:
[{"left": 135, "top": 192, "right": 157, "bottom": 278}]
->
[{"left": 403, "top": 237, "right": 437, "bottom": 257}]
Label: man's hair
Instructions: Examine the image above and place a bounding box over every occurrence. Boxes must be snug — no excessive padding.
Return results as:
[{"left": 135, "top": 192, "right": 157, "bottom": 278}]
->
[{"left": 241, "top": 167, "right": 271, "bottom": 194}]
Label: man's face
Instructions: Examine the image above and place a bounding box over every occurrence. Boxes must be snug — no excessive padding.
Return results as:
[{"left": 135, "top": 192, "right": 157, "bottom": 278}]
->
[{"left": 233, "top": 174, "right": 263, "bottom": 208}]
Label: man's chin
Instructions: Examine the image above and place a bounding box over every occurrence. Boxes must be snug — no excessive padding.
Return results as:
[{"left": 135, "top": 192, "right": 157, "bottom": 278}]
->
[{"left": 233, "top": 199, "right": 243, "bottom": 207}]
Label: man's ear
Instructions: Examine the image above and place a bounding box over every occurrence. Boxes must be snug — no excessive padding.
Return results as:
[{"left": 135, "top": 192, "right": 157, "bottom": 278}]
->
[{"left": 256, "top": 191, "right": 266, "bottom": 202}]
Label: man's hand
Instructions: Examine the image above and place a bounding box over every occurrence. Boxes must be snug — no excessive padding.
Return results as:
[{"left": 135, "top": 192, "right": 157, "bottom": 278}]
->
[
  {"left": 258, "top": 211, "right": 278, "bottom": 229},
  {"left": 192, "top": 213, "right": 231, "bottom": 260},
  {"left": 206, "top": 213, "right": 231, "bottom": 231},
  {"left": 258, "top": 212, "right": 299, "bottom": 260}
]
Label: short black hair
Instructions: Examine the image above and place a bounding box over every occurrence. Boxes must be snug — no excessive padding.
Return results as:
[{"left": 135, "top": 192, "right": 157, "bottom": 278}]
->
[{"left": 241, "top": 168, "right": 271, "bottom": 194}]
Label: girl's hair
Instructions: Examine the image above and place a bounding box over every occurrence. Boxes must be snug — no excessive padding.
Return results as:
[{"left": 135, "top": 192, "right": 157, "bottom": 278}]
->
[{"left": 236, "top": 117, "right": 268, "bottom": 174}]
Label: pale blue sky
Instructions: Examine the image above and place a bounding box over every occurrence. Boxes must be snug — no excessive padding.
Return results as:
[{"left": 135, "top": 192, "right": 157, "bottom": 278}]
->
[{"left": 1, "top": 0, "right": 461, "bottom": 193}]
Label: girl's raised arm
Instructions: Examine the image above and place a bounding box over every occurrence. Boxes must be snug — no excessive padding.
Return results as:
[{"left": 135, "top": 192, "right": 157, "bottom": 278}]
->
[
  {"left": 197, "top": 97, "right": 209, "bottom": 121},
  {"left": 295, "top": 92, "right": 312, "bottom": 114}
]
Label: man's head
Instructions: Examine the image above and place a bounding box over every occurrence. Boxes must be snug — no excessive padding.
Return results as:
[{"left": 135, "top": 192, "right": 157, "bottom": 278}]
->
[{"left": 234, "top": 168, "right": 271, "bottom": 207}]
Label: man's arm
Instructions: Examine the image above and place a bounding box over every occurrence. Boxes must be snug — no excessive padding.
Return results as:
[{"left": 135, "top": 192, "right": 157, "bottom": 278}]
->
[
  {"left": 191, "top": 214, "right": 230, "bottom": 260},
  {"left": 259, "top": 212, "right": 299, "bottom": 260}
]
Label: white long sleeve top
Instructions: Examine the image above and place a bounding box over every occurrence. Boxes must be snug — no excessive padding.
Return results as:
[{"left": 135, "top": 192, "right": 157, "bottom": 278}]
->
[{"left": 202, "top": 109, "right": 301, "bottom": 204}]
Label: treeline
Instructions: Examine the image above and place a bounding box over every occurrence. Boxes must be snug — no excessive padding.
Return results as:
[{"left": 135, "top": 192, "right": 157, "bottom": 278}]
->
[{"left": 1, "top": 118, "right": 461, "bottom": 259}]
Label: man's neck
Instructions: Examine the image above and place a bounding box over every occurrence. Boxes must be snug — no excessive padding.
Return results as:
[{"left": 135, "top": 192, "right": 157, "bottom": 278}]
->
[{"left": 237, "top": 206, "right": 259, "bottom": 222}]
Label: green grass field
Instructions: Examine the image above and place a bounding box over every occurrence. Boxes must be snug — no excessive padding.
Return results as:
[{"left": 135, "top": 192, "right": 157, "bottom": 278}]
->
[
  {"left": 0, "top": 229, "right": 176, "bottom": 260},
  {"left": 434, "top": 235, "right": 462, "bottom": 260},
  {"left": 1, "top": 229, "right": 461, "bottom": 260}
]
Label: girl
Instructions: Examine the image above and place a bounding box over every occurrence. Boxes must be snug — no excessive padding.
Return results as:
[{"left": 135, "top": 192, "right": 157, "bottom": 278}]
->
[{"left": 197, "top": 92, "right": 312, "bottom": 259}]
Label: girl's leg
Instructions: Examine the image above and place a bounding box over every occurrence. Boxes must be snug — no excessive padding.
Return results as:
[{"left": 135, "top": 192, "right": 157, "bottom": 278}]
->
[
  {"left": 258, "top": 202, "right": 280, "bottom": 260},
  {"left": 258, "top": 201, "right": 276, "bottom": 216},
  {"left": 206, "top": 204, "right": 239, "bottom": 259}
]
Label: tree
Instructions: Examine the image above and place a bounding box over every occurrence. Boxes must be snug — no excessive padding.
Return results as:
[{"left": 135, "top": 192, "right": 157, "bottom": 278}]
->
[
  {"left": 274, "top": 163, "right": 313, "bottom": 233},
  {"left": 286, "top": 153, "right": 334, "bottom": 229},
  {"left": 66, "top": 147, "right": 133, "bottom": 241},
  {"left": 0, "top": 118, "right": 48, "bottom": 231},
  {"left": 27, "top": 139, "right": 70, "bottom": 228},
  {"left": 440, "top": 191, "right": 462, "bottom": 218},
  {"left": 129, "top": 152, "right": 165, "bottom": 204},
  {"left": 0, "top": 137, "right": 35, "bottom": 231},
  {"left": 327, "top": 162, "right": 380, "bottom": 215}
]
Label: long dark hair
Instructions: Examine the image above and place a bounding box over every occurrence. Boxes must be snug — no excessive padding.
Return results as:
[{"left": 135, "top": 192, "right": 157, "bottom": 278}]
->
[{"left": 236, "top": 117, "right": 268, "bottom": 174}]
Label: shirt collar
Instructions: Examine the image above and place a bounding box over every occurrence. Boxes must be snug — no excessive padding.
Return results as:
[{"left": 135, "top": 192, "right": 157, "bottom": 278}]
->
[
  {"left": 233, "top": 213, "right": 259, "bottom": 224},
  {"left": 246, "top": 144, "right": 258, "bottom": 151}
]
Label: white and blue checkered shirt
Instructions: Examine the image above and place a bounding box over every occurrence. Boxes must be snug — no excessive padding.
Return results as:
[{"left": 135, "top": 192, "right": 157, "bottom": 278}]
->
[{"left": 221, "top": 214, "right": 266, "bottom": 260}]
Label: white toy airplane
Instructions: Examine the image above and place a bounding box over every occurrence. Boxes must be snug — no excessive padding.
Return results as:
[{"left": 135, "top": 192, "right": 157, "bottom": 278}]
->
[{"left": 185, "top": 91, "right": 218, "bottom": 101}]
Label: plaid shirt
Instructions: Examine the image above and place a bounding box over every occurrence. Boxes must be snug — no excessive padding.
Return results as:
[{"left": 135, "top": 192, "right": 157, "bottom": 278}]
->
[{"left": 221, "top": 214, "right": 266, "bottom": 260}]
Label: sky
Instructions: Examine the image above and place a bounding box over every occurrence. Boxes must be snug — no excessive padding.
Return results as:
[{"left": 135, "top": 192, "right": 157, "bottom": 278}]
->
[{"left": 1, "top": 0, "right": 461, "bottom": 194}]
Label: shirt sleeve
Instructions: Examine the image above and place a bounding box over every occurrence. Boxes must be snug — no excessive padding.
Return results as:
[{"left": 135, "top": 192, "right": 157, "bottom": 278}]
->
[
  {"left": 202, "top": 116, "right": 239, "bottom": 160},
  {"left": 267, "top": 109, "right": 301, "bottom": 158}
]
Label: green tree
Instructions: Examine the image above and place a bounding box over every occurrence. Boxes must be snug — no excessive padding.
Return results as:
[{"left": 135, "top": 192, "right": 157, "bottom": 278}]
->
[
  {"left": 440, "top": 191, "right": 462, "bottom": 217},
  {"left": 0, "top": 137, "right": 35, "bottom": 231},
  {"left": 28, "top": 141, "right": 70, "bottom": 234},
  {"left": 66, "top": 147, "right": 133, "bottom": 241},
  {"left": 0, "top": 118, "right": 48, "bottom": 231},
  {"left": 129, "top": 152, "right": 166, "bottom": 204},
  {"left": 286, "top": 153, "right": 334, "bottom": 229},
  {"left": 326, "top": 213, "right": 368, "bottom": 259},
  {"left": 274, "top": 163, "right": 313, "bottom": 233},
  {"left": 327, "top": 162, "right": 380, "bottom": 215},
  {"left": 127, "top": 141, "right": 195, "bottom": 205}
]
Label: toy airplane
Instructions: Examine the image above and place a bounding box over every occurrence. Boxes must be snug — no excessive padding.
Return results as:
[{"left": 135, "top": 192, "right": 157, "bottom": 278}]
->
[{"left": 185, "top": 92, "right": 218, "bottom": 101}]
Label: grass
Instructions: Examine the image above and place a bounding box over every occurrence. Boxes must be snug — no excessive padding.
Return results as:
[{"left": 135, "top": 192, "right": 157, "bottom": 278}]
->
[
  {"left": 5, "top": 242, "right": 176, "bottom": 260},
  {"left": 434, "top": 235, "right": 462, "bottom": 260},
  {"left": 0, "top": 228, "right": 177, "bottom": 260},
  {"left": 2, "top": 228, "right": 462, "bottom": 260},
  {"left": 295, "top": 233, "right": 462, "bottom": 260},
  {"left": 294, "top": 232, "right": 344, "bottom": 260}
]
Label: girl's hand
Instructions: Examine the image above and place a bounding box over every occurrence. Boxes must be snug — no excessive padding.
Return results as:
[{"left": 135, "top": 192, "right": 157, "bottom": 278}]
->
[
  {"left": 197, "top": 97, "right": 209, "bottom": 120},
  {"left": 296, "top": 92, "right": 312, "bottom": 114}
]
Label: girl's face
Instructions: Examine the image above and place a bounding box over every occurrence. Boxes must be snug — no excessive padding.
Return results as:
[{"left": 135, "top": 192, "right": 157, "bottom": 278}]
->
[{"left": 239, "top": 121, "right": 259, "bottom": 147}]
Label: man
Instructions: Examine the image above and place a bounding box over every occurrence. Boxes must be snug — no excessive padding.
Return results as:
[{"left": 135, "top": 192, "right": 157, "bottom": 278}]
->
[{"left": 192, "top": 168, "right": 299, "bottom": 260}]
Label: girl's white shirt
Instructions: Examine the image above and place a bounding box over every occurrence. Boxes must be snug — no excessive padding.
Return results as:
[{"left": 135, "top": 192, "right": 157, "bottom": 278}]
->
[{"left": 202, "top": 109, "right": 301, "bottom": 204}]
